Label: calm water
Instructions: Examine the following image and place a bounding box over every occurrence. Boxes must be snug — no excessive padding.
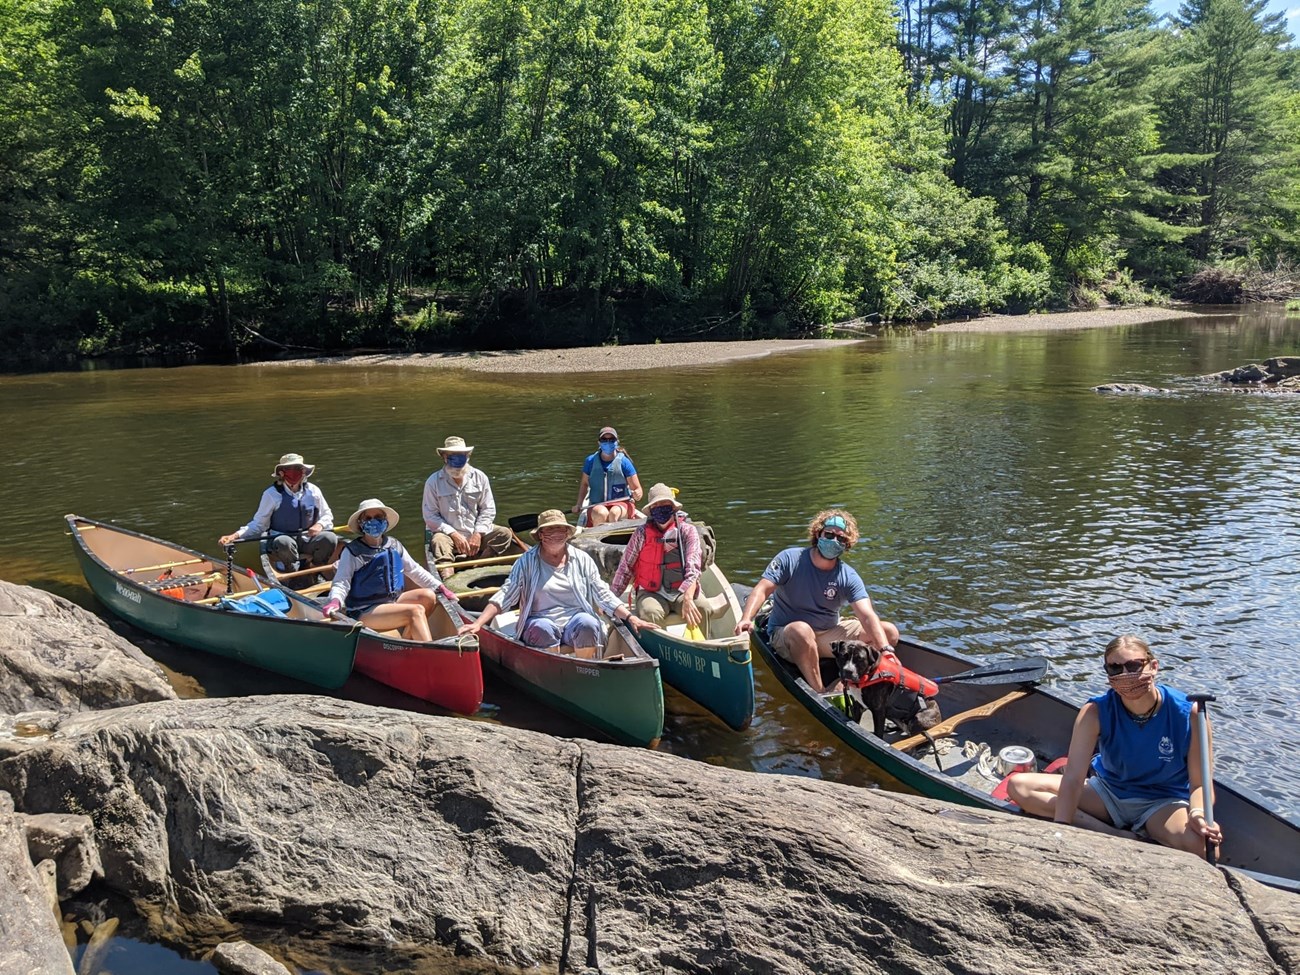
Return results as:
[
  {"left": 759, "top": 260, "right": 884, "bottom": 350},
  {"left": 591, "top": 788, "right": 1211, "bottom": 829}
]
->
[{"left": 3, "top": 309, "right": 1298, "bottom": 827}]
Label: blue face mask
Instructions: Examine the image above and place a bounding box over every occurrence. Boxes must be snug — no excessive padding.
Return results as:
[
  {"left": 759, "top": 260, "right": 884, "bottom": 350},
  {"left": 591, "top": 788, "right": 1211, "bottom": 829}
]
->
[
  {"left": 599, "top": 439, "right": 618, "bottom": 455},
  {"left": 816, "top": 535, "right": 846, "bottom": 560},
  {"left": 649, "top": 506, "right": 674, "bottom": 526},
  {"left": 446, "top": 453, "right": 469, "bottom": 470},
  {"left": 361, "top": 517, "right": 388, "bottom": 537}
]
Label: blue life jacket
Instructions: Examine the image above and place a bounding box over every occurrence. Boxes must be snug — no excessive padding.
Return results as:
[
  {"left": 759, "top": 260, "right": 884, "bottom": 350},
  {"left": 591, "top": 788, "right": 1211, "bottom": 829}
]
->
[
  {"left": 588, "top": 451, "right": 630, "bottom": 502},
  {"left": 270, "top": 484, "right": 317, "bottom": 535},
  {"left": 345, "top": 537, "right": 404, "bottom": 610}
]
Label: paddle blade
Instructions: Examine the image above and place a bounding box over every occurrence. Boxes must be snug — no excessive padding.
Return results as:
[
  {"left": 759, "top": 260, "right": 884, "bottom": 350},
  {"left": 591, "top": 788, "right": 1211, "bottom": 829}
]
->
[
  {"left": 933, "top": 656, "right": 1049, "bottom": 686},
  {"left": 508, "top": 513, "right": 540, "bottom": 534},
  {"left": 683, "top": 623, "right": 705, "bottom": 642}
]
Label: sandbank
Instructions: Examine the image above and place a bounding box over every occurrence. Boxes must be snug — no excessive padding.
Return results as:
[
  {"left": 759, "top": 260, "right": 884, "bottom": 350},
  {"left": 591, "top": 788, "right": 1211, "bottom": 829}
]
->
[{"left": 265, "top": 307, "right": 1209, "bottom": 374}]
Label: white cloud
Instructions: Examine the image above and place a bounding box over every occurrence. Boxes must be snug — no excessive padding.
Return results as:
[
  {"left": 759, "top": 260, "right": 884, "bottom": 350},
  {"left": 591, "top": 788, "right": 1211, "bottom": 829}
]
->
[{"left": 1287, "top": 6, "right": 1300, "bottom": 18}]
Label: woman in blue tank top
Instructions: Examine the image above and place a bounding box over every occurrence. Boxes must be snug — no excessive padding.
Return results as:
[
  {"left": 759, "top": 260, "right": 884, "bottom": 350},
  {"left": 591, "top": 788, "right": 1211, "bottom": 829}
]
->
[{"left": 1007, "top": 635, "right": 1223, "bottom": 854}]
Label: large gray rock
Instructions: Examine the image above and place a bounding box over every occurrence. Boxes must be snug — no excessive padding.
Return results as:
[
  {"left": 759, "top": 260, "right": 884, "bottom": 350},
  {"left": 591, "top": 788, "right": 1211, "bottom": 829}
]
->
[
  {"left": 0, "top": 792, "right": 76, "bottom": 975},
  {"left": 21, "top": 812, "right": 103, "bottom": 896},
  {"left": 0, "top": 581, "right": 176, "bottom": 714},
  {"left": 207, "top": 941, "right": 293, "bottom": 975},
  {"left": 0, "top": 697, "right": 1290, "bottom": 975}
]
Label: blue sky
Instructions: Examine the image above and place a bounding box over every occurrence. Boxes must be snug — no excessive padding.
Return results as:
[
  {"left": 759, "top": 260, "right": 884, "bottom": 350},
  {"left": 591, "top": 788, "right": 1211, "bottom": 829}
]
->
[{"left": 1148, "top": 0, "right": 1300, "bottom": 39}]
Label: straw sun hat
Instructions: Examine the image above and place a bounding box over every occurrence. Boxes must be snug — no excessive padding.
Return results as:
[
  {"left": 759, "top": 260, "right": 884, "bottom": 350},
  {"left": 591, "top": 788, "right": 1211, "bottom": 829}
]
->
[
  {"left": 437, "top": 436, "right": 474, "bottom": 455},
  {"left": 347, "top": 498, "right": 400, "bottom": 534},
  {"left": 273, "top": 453, "right": 315, "bottom": 477},
  {"left": 531, "top": 509, "right": 577, "bottom": 541}
]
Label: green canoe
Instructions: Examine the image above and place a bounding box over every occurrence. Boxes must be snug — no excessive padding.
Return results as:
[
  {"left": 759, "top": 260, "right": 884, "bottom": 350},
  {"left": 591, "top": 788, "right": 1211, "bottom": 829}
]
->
[
  {"left": 631, "top": 563, "right": 754, "bottom": 731},
  {"left": 477, "top": 610, "right": 664, "bottom": 748},
  {"left": 67, "top": 515, "right": 359, "bottom": 688}
]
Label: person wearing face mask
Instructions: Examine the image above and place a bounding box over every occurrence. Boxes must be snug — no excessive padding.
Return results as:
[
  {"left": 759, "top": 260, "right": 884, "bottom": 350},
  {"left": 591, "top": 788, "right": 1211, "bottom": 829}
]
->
[
  {"left": 610, "top": 483, "right": 710, "bottom": 629},
  {"left": 573, "top": 426, "right": 642, "bottom": 527},
  {"left": 219, "top": 452, "right": 338, "bottom": 571},
  {"left": 734, "top": 509, "right": 898, "bottom": 694},
  {"left": 1006, "top": 635, "right": 1223, "bottom": 853},
  {"left": 422, "top": 436, "right": 516, "bottom": 579},
  {"left": 320, "top": 499, "right": 458, "bottom": 641},
  {"left": 457, "top": 509, "right": 653, "bottom": 652}
]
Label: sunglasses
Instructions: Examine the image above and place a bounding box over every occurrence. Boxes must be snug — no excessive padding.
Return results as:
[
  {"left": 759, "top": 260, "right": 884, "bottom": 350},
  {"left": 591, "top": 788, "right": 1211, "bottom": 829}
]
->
[
  {"left": 819, "top": 529, "right": 848, "bottom": 543},
  {"left": 599, "top": 438, "right": 617, "bottom": 444},
  {"left": 1104, "top": 658, "right": 1151, "bottom": 677}
]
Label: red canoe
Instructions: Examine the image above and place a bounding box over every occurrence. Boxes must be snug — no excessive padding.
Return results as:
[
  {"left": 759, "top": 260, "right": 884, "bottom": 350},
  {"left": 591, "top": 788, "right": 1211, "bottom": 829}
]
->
[{"left": 352, "top": 593, "right": 483, "bottom": 715}]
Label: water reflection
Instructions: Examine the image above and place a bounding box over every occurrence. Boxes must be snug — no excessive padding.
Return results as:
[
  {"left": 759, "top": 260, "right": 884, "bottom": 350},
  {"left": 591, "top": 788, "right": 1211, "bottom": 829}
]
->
[{"left": 3, "top": 309, "right": 1298, "bottom": 822}]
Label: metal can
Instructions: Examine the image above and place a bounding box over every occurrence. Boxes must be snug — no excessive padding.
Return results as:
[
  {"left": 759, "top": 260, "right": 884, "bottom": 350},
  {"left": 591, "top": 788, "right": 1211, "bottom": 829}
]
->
[{"left": 997, "top": 745, "right": 1037, "bottom": 777}]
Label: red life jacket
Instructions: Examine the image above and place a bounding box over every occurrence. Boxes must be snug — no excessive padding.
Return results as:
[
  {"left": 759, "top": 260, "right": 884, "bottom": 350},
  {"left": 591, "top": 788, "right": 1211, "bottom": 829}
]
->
[
  {"left": 632, "top": 521, "right": 685, "bottom": 594},
  {"left": 850, "top": 650, "right": 939, "bottom": 698}
]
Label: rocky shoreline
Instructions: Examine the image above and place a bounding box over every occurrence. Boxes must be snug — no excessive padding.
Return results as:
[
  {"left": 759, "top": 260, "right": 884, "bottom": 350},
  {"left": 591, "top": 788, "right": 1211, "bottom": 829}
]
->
[
  {"left": 254, "top": 307, "right": 1207, "bottom": 375},
  {"left": 3, "top": 579, "right": 1298, "bottom": 974}
]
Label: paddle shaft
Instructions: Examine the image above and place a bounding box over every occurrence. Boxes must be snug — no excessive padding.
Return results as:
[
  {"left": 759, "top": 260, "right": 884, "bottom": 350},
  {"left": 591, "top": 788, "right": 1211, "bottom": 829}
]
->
[
  {"left": 125, "top": 558, "right": 206, "bottom": 575},
  {"left": 1189, "top": 693, "right": 1218, "bottom": 866}
]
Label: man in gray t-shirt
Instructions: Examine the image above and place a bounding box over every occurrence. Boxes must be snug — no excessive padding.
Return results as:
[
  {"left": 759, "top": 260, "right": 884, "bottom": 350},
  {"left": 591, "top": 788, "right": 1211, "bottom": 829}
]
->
[{"left": 735, "top": 509, "right": 899, "bottom": 693}]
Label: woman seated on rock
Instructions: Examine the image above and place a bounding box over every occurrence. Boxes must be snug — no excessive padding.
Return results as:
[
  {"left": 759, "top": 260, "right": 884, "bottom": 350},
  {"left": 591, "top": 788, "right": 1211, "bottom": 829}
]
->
[
  {"left": 610, "top": 483, "right": 712, "bottom": 629},
  {"left": 458, "top": 509, "right": 653, "bottom": 653},
  {"left": 1007, "top": 635, "right": 1223, "bottom": 854},
  {"left": 321, "top": 499, "right": 457, "bottom": 642}
]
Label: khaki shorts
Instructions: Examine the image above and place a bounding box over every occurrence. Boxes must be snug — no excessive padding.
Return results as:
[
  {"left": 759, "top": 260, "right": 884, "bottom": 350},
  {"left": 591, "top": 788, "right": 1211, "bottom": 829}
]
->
[{"left": 770, "top": 617, "right": 865, "bottom": 661}]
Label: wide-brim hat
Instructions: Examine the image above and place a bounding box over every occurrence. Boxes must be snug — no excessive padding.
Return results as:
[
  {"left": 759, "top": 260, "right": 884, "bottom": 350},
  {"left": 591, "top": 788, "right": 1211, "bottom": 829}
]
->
[
  {"left": 273, "top": 452, "right": 315, "bottom": 478},
  {"left": 437, "top": 436, "right": 474, "bottom": 456},
  {"left": 347, "top": 498, "right": 400, "bottom": 534},
  {"left": 531, "top": 509, "right": 576, "bottom": 541},
  {"left": 641, "top": 482, "right": 682, "bottom": 515}
]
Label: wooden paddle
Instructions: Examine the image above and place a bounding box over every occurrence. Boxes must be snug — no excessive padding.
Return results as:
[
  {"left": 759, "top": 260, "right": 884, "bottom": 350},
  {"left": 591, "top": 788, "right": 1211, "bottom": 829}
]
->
[
  {"left": 892, "top": 688, "right": 1032, "bottom": 752},
  {"left": 124, "top": 558, "right": 206, "bottom": 575},
  {"left": 442, "top": 552, "right": 522, "bottom": 571}
]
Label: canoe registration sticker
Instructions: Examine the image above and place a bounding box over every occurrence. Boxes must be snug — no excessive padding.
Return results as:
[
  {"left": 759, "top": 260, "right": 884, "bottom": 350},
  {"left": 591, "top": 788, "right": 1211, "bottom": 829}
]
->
[
  {"left": 115, "top": 581, "right": 142, "bottom": 604},
  {"left": 576, "top": 666, "right": 599, "bottom": 677}
]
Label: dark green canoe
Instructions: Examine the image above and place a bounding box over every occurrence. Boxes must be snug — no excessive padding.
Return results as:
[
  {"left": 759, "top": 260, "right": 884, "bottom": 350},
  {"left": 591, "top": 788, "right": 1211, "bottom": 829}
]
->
[
  {"left": 750, "top": 615, "right": 1300, "bottom": 890},
  {"left": 478, "top": 610, "right": 664, "bottom": 748},
  {"left": 68, "top": 515, "right": 359, "bottom": 688},
  {"left": 633, "top": 564, "right": 754, "bottom": 731}
]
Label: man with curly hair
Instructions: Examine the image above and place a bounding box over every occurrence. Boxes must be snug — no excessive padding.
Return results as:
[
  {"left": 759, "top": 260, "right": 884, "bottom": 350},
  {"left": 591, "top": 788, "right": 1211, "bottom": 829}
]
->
[{"left": 735, "top": 509, "right": 899, "bottom": 693}]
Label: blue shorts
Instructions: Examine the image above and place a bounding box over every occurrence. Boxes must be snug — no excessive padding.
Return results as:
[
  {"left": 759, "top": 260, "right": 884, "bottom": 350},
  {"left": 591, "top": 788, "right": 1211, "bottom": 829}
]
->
[{"left": 1088, "top": 775, "right": 1188, "bottom": 834}]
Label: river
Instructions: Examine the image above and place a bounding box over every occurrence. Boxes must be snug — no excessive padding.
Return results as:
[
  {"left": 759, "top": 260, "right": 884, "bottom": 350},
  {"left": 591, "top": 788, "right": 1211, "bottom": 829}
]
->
[{"left": 3, "top": 307, "right": 1298, "bottom": 832}]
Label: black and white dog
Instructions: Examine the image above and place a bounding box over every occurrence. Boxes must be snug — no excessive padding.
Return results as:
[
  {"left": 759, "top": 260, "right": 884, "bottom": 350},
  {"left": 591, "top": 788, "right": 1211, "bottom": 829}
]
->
[{"left": 830, "top": 640, "right": 943, "bottom": 736}]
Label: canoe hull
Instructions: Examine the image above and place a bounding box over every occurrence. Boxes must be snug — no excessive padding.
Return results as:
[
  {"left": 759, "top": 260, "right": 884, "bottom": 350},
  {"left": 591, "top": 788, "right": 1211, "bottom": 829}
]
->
[
  {"left": 478, "top": 621, "right": 664, "bottom": 748},
  {"left": 352, "top": 597, "right": 484, "bottom": 714},
  {"left": 68, "top": 516, "right": 358, "bottom": 689},
  {"left": 750, "top": 620, "right": 1300, "bottom": 888},
  {"left": 633, "top": 564, "right": 754, "bottom": 731}
]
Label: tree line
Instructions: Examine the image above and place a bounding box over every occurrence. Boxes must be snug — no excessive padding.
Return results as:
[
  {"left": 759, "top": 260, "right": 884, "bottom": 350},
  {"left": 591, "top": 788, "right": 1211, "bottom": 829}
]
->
[{"left": 0, "top": 0, "right": 1296, "bottom": 365}]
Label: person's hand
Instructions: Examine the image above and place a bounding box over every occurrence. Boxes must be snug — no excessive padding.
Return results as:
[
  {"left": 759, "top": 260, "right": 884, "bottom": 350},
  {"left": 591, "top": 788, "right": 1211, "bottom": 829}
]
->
[
  {"left": 734, "top": 618, "right": 754, "bottom": 635},
  {"left": 219, "top": 533, "right": 238, "bottom": 546},
  {"left": 468, "top": 532, "right": 483, "bottom": 556},
  {"left": 321, "top": 599, "right": 342, "bottom": 617},
  {"left": 306, "top": 523, "right": 323, "bottom": 536},
  {"left": 457, "top": 620, "right": 481, "bottom": 637},
  {"left": 438, "top": 585, "right": 460, "bottom": 603},
  {"left": 682, "top": 598, "right": 703, "bottom": 629},
  {"left": 451, "top": 531, "right": 470, "bottom": 556},
  {"left": 626, "top": 614, "right": 658, "bottom": 633},
  {"left": 571, "top": 504, "right": 581, "bottom": 514},
  {"left": 1189, "top": 808, "right": 1224, "bottom": 845}
]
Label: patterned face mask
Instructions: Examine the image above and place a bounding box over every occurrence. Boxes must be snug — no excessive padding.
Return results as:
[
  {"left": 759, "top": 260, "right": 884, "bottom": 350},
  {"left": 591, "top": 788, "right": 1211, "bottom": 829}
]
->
[
  {"left": 649, "top": 506, "right": 675, "bottom": 525},
  {"left": 816, "top": 535, "right": 846, "bottom": 560},
  {"left": 361, "top": 517, "right": 388, "bottom": 537}
]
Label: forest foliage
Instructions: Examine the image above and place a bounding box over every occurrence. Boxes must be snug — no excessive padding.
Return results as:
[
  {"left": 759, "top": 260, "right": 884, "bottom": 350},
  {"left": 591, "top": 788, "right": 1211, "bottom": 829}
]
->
[{"left": 0, "top": 0, "right": 1296, "bottom": 363}]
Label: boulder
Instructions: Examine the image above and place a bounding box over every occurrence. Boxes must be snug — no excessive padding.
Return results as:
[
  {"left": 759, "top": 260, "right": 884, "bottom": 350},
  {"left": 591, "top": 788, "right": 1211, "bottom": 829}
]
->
[
  {"left": 0, "top": 581, "right": 176, "bottom": 714},
  {"left": 1092, "top": 383, "right": 1168, "bottom": 394},
  {"left": 207, "top": 941, "right": 293, "bottom": 975},
  {"left": 0, "top": 792, "right": 76, "bottom": 975},
  {"left": 0, "top": 696, "right": 1291, "bottom": 974},
  {"left": 21, "top": 812, "right": 103, "bottom": 896}
]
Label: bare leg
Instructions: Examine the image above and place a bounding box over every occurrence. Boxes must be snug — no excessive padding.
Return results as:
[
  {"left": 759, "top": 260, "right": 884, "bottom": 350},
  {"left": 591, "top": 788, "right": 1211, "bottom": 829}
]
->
[
  {"left": 1142, "top": 803, "right": 1205, "bottom": 854},
  {"left": 1006, "top": 774, "right": 1137, "bottom": 839},
  {"left": 587, "top": 504, "right": 613, "bottom": 526},
  {"left": 360, "top": 598, "right": 432, "bottom": 642},
  {"left": 778, "top": 621, "right": 838, "bottom": 693}
]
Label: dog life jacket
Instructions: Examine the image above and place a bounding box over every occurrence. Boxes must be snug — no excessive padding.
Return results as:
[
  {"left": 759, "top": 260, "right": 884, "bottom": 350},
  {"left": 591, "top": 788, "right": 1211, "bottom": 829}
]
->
[
  {"left": 633, "top": 520, "right": 685, "bottom": 594},
  {"left": 270, "top": 484, "right": 317, "bottom": 534},
  {"left": 851, "top": 650, "right": 938, "bottom": 698},
  {"left": 344, "top": 537, "right": 404, "bottom": 610}
]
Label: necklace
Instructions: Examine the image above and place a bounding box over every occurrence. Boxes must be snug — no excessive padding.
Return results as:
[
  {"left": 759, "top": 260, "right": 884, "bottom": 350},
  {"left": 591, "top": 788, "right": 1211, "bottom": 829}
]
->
[{"left": 1128, "top": 689, "right": 1161, "bottom": 724}]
